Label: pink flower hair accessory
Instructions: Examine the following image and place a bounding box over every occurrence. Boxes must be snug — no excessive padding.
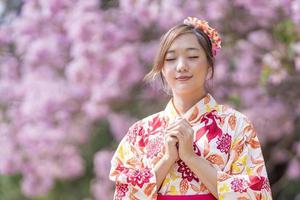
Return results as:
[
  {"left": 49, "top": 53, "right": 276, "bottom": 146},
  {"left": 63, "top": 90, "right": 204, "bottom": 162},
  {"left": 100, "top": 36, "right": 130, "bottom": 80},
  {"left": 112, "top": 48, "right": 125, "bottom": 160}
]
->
[{"left": 183, "top": 16, "right": 222, "bottom": 56}]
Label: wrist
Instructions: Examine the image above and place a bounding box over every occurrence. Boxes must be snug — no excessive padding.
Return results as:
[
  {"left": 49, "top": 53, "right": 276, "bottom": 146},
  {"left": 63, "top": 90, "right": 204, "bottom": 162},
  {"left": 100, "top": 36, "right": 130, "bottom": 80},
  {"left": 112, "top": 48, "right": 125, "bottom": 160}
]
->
[
  {"left": 163, "top": 154, "right": 177, "bottom": 164},
  {"left": 182, "top": 152, "right": 197, "bottom": 164}
]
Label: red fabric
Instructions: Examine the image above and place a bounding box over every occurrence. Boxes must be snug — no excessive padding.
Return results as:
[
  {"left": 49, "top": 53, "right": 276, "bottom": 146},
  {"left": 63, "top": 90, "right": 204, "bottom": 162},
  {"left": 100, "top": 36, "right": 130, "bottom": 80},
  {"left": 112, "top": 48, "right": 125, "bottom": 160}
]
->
[{"left": 157, "top": 194, "right": 217, "bottom": 200}]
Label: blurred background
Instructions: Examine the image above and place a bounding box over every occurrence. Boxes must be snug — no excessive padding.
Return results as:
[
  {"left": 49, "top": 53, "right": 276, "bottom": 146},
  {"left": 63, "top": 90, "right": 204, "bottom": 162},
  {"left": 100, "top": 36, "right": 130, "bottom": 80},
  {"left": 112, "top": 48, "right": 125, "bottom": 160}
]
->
[{"left": 0, "top": 0, "right": 299, "bottom": 199}]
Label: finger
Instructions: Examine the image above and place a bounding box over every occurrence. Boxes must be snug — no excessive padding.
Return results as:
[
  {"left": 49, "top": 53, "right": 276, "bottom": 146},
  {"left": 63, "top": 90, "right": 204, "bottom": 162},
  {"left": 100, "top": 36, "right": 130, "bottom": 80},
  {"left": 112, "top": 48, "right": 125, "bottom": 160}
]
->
[
  {"left": 170, "top": 120, "right": 185, "bottom": 130},
  {"left": 178, "top": 122, "right": 194, "bottom": 136},
  {"left": 166, "top": 118, "right": 182, "bottom": 129},
  {"left": 166, "top": 131, "right": 178, "bottom": 138},
  {"left": 175, "top": 118, "right": 191, "bottom": 129},
  {"left": 167, "top": 119, "right": 187, "bottom": 130},
  {"left": 166, "top": 136, "right": 178, "bottom": 143},
  {"left": 175, "top": 132, "right": 184, "bottom": 141},
  {"left": 166, "top": 124, "right": 181, "bottom": 132},
  {"left": 181, "top": 119, "right": 192, "bottom": 128},
  {"left": 165, "top": 134, "right": 179, "bottom": 145},
  {"left": 165, "top": 132, "right": 178, "bottom": 138},
  {"left": 166, "top": 123, "right": 178, "bottom": 131},
  {"left": 168, "top": 130, "right": 184, "bottom": 141},
  {"left": 170, "top": 123, "right": 186, "bottom": 135},
  {"left": 179, "top": 117, "right": 188, "bottom": 123},
  {"left": 164, "top": 124, "right": 178, "bottom": 136},
  {"left": 166, "top": 131, "right": 182, "bottom": 139}
]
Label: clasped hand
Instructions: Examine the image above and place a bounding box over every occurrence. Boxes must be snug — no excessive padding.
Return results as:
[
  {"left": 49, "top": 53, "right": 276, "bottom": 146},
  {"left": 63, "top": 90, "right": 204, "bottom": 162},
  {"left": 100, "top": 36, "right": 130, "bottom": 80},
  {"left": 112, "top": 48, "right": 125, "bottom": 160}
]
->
[{"left": 164, "top": 117, "right": 195, "bottom": 163}]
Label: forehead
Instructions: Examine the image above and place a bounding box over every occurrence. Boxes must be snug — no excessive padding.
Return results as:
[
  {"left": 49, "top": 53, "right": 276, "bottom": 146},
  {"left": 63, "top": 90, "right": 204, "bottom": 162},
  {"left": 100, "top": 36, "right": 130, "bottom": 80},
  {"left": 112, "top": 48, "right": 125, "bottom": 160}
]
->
[{"left": 167, "top": 33, "right": 201, "bottom": 52}]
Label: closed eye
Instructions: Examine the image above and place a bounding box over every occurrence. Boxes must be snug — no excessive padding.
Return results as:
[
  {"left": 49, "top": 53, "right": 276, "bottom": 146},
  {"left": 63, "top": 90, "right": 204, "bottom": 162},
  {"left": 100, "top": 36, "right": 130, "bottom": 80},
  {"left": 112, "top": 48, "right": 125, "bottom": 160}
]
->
[
  {"left": 165, "top": 56, "right": 198, "bottom": 61},
  {"left": 165, "top": 58, "right": 176, "bottom": 61}
]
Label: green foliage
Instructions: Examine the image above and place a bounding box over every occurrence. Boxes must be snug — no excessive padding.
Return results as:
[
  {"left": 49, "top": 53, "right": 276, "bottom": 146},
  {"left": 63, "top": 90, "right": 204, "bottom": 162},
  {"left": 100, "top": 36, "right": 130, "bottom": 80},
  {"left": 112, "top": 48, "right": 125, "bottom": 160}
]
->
[
  {"left": 0, "top": 175, "right": 29, "bottom": 200},
  {"left": 273, "top": 20, "right": 299, "bottom": 45},
  {"left": 277, "top": 180, "right": 300, "bottom": 200}
]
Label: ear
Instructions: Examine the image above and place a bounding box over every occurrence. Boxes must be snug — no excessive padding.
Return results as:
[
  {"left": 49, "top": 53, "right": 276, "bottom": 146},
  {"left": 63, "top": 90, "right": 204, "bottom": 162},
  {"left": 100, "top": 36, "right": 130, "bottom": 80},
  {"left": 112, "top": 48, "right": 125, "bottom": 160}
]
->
[
  {"left": 206, "top": 66, "right": 213, "bottom": 80},
  {"left": 161, "top": 68, "right": 166, "bottom": 77}
]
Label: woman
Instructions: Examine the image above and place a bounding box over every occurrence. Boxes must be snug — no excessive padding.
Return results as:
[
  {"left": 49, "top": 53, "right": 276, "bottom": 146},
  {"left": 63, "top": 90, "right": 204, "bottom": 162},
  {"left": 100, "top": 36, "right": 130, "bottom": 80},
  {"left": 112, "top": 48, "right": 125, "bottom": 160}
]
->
[{"left": 109, "top": 17, "right": 272, "bottom": 200}]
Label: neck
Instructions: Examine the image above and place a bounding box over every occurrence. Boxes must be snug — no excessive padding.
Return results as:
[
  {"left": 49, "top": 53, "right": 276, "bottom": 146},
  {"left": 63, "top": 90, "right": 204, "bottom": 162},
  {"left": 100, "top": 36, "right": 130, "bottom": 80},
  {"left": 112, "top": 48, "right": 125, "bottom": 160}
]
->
[{"left": 172, "top": 90, "right": 208, "bottom": 116}]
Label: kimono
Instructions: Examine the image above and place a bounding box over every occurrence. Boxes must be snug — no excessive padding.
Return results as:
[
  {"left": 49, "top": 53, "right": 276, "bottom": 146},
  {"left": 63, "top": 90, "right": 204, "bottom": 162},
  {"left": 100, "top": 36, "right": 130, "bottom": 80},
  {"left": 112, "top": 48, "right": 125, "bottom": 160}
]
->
[{"left": 109, "top": 93, "right": 272, "bottom": 200}]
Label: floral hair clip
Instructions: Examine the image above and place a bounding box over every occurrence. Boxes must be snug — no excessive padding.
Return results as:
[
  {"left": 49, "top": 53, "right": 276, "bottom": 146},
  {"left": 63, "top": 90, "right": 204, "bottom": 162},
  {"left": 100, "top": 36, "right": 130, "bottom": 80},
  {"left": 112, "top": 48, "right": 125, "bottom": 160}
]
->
[{"left": 183, "top": 16, "right": 222, "bottom": 56}]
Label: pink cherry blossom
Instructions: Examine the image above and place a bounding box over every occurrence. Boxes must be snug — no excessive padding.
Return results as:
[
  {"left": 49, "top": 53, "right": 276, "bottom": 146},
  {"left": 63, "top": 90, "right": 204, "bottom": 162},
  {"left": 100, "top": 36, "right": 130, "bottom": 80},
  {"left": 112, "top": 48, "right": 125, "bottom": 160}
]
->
[{"left": 0, "top": 0, "right": 299, "bottom": 199}]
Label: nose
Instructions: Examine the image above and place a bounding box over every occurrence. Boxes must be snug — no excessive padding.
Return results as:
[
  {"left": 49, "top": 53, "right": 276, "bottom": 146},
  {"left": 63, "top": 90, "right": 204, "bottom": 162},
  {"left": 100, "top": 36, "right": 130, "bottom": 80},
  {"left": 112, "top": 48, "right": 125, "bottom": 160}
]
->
[{"left": 176, "top": 57, "right": 188, "bottom": 72}]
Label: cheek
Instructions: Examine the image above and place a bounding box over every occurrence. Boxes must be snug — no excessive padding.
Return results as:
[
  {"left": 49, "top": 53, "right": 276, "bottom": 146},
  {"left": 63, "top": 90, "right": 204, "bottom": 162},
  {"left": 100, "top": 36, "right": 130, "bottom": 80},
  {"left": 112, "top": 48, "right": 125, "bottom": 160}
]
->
[
  {"left": 194, "top": 59, "right": 209, "bottom": 74},
  {"left": 191, "top": 64, "right": 208, "bottom": 75},
  {"left": 162, "top": 67, "right": 174, "bottom": 79},
  {"left": 194, "top": 57, "right": 208, "bottom": 66}
]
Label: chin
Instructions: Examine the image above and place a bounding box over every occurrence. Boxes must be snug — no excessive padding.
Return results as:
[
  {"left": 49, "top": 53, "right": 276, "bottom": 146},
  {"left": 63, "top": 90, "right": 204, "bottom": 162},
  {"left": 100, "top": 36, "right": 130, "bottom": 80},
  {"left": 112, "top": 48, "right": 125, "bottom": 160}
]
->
[{"left": 173, "top": 87, "right": 197, "bottom": 95}]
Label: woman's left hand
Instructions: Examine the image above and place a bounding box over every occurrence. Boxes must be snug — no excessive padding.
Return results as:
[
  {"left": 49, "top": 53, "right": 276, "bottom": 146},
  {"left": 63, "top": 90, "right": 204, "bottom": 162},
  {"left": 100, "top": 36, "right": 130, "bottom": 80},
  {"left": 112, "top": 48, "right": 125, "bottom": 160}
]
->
[{"left": 167, "top": 117, "right": 196, "bottom": 162}]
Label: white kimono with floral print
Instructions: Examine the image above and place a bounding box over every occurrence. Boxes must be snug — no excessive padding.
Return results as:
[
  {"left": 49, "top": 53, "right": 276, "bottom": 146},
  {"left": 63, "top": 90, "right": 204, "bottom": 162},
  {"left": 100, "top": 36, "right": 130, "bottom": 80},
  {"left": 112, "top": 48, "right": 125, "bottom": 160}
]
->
[{"left": 109, "top": 94, "right": 272, "bottom": 200}]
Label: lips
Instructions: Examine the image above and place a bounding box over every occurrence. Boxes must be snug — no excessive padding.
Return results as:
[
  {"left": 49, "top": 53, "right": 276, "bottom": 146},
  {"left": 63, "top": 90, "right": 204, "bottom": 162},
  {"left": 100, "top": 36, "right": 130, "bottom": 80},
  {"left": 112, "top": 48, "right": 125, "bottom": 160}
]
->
[{"left": 176, "top": 75, "right": 192, "bottom": 81}]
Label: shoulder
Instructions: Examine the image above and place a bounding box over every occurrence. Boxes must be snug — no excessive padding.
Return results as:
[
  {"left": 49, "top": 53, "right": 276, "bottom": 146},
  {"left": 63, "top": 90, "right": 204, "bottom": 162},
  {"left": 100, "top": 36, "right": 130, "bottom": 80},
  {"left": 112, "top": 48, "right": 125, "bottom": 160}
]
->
[
  {"left": 126, "top": 111, "right": 165, "bottom": 138},
  {"left": 129, "top": 111, "right": 165, "bottom": 130},
  {"left": 218, "top": 105, "right": 264, "bottom": 151},
  {"left": 220, "top": 104, "right": 249, "bottom": 121},
  {"left": 217, "top": 104, "right": 255, "bottom": 135}
]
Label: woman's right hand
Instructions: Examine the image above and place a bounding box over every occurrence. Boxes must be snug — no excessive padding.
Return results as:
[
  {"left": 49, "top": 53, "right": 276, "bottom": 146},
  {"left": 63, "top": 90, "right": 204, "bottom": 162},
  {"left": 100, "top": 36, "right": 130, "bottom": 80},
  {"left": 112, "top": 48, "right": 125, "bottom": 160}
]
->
[
  {"left": 163, "top": 120, "right": 179, "bottom": 163},
  {"left": 154, "top": 122, "right": 179, "bottom": 190}
]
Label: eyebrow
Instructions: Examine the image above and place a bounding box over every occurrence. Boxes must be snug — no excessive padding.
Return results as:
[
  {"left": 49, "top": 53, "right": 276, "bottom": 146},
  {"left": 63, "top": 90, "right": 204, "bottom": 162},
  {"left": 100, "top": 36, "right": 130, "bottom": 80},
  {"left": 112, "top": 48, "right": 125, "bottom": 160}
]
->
[{"left": 166, "top": 47, "right": 200, "bottom": 54}]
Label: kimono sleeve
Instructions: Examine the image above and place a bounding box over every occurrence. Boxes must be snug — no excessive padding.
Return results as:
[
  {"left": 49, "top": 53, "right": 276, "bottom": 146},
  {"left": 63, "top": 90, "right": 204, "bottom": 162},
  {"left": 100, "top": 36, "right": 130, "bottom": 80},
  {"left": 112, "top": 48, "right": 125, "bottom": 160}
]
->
[
  {"left": 109, "top": 124, "right": 158, "bottom": 200},
  {"left": 217, "top": 116, "right": 272, "bottom": 200}
]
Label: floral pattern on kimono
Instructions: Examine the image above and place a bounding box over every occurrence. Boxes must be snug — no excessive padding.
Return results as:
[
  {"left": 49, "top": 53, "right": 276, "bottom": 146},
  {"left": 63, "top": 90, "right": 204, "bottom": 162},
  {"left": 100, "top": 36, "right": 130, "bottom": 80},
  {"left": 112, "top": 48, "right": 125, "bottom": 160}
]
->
[{"left": 109, "top": 93, "right": 272, "bottom": 200}]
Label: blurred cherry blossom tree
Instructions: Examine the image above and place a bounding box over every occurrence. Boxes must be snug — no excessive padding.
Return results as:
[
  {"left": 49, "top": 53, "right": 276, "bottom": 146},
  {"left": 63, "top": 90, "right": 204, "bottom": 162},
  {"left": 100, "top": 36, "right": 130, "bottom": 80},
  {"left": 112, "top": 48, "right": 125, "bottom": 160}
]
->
[{"left": 0, "top": 0, "right": 299, "bottom": 199}]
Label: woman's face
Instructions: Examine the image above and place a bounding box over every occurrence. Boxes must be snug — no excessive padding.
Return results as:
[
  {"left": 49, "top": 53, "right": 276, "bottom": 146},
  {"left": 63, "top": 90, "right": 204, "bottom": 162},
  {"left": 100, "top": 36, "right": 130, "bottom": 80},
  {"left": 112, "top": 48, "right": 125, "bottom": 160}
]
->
[{"left": 162, "top": 33, "right": 211, "bottom": 95}]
